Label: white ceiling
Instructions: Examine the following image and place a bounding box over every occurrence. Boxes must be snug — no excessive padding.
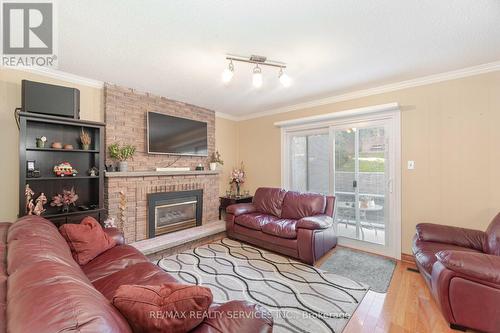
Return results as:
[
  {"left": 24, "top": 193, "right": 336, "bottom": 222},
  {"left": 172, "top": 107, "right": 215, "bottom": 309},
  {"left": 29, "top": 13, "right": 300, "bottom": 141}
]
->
[{"left": 57, "top": 0, "right": 500, "bottom": 116}]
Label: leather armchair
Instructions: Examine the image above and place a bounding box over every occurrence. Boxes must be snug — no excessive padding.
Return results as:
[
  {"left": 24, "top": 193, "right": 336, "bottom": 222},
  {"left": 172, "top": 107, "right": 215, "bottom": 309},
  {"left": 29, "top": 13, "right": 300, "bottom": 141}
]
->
[{"left": 412, "top": 213, "right": 500, "bottom": 332}]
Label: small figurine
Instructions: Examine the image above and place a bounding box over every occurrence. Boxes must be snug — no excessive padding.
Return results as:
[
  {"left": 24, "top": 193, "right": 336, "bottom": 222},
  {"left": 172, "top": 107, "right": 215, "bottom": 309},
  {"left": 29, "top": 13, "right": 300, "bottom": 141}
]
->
[
  {"left": 25, "top": 184, "right": 35, "bottom": 214},
  {"left": 27, "top": 199, "right": 35, "bottom": 215},
  {"left": 53, "top": 162, "right": 78, "bottom": 177},
  {"left": 88, "top": 166, "right": 99, "bottom": 177},
  {"left": 33, "top": 193, "right": 47, "bottom": 216},
  {"left": 104, "top": 217, "right": 117, "bottom": 228}
]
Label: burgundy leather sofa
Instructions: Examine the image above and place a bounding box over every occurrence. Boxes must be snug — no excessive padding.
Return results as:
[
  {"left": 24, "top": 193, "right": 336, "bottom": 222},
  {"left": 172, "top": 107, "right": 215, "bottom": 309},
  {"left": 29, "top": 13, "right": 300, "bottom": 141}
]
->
[
  {"left": 412, "top": 213, "right": 500, "bottom": 332},
  {"left": 225, "top": 187, "right": 336, "bottom": 265},
  {"left": 0, "top": 216, "right": 273, "bottom": 333}
]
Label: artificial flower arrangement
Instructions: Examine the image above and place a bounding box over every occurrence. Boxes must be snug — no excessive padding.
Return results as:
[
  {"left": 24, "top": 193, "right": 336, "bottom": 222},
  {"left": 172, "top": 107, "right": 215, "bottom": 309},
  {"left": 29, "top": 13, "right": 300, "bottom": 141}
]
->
[
  {"left": 229, "top": 162, "right": 245, "bottom": 196},
  {"left": 50, "top": 187, "right": 79, "bottom": 213}
]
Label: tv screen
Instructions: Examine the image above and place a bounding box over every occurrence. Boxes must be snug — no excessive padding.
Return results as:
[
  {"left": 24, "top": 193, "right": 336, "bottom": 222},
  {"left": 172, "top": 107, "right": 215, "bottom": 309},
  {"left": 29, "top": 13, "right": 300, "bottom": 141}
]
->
[{"left": 147, "top": 112, "right": 208, "bottom": 156}]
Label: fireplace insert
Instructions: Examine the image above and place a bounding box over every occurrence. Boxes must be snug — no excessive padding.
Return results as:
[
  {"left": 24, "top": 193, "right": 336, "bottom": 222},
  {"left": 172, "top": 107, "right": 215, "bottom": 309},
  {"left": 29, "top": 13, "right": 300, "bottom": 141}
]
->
[{"left": 147, "top": 189, "right": 203, "bottom": 238}]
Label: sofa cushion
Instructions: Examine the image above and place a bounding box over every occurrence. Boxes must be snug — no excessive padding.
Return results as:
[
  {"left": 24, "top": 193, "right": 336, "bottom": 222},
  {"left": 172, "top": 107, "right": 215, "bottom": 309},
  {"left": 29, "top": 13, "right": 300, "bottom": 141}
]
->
[
  {"left": 261, "top": 219, "right": 298, "bottom": 239},
  {"left": 93, "top": 262, "right": 177, "bottom": 300},
  {"left": 234, "top": 213, "right": 278, "bottom": 231},
  {"left": 412, "top": 238, "right": 480, "bottom": 275},
  {"left": 82, "top": 245, "right": 149, "bottom": 283},
  {"left": 253, "top": 187, "right": 287, "bottom": 217},
  {"left": 59, "top": 216, "right": 116, "bottom": 265},
  {"left": 281, "top": 191, "right": 326, "bottom": 219},
  {"left": 113, "top": 283, "right": 213, "bottom": 333}
]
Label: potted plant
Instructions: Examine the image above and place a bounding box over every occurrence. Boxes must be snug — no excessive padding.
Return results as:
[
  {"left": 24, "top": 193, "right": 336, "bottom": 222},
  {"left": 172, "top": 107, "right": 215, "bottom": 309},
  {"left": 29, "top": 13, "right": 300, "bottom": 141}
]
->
[
  {"left": 108, "top": 143, "right": 136, "bottom": 172},
  {"left": 80, "top": 129, "right": 91, "bottom": 150},
  {"left": 209, "top": 150, "right": 224, "bottom": 171}
]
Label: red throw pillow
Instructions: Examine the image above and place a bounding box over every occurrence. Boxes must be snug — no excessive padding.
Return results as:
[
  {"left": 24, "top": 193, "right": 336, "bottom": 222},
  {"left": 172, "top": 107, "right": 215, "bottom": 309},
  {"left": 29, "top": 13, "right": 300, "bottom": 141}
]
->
[
  {"left": 112, "top": 283, "right": 213, "bottom": 333},
  {"left": 59, "top": 216, "right": 116, "bottom": 265}
]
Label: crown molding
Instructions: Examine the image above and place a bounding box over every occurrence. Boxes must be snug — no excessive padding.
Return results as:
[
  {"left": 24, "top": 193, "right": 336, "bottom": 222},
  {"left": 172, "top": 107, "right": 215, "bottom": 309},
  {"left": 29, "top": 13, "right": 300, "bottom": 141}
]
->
[
  {"left": 215, "top": 112, "right": 240, "bottom": 121},
  {"left": 0, "top": 65, "right": 104, "bottom": 88},
  {"left": 274, "top": 102, "right": 400, "bottom": 128},
  {"left": 237, "top": 60, "right": 500, "bottom": 121}
]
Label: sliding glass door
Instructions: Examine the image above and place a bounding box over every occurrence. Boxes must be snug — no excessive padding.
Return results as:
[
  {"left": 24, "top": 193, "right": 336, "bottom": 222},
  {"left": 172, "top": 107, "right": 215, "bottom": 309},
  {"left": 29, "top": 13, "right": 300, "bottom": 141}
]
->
[
  {"left": 286, "top": 129, "right": 329, "bottom": 194},
  {"left": 333, "top": 123, "right": 387, "bottom": 246},
  {"left": 282, "top": 110, "right": 400, "bottom": 258}
]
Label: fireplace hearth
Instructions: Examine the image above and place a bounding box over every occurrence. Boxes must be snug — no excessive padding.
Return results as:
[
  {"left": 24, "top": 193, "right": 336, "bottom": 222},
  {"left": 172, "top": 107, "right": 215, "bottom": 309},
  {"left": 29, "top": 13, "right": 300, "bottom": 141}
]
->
[{"left": 147, "top": 190, "right": 203, "bottom": 238}]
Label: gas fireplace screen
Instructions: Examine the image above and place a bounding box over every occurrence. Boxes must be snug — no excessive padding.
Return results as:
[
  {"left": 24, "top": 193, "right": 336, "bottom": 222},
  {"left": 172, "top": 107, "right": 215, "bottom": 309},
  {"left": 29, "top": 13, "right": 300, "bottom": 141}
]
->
[
  {"left": 147, "top": 190, "right": 203, "bottom": 239},
  {"left": 155, "top": 200, "right": 197, "bottom": 228}
]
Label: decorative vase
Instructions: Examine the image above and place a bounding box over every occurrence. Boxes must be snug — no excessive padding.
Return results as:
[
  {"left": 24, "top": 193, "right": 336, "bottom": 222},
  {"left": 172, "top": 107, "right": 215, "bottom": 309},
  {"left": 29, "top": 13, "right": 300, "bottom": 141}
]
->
[
  {"left": 61, "top": 204, "right": 69, "bottom": 213},
  {"left": 36, "top": 138, "right": 45, "bottom": 148},
  {"left": 209, "top": 162, "right": 217, "bottom": 171},
  {"left": 82, "top": 144, "right": 90, "bottom": 150},
  {"left": 118, "top": 161, "right": 128, "bottom": 172}
]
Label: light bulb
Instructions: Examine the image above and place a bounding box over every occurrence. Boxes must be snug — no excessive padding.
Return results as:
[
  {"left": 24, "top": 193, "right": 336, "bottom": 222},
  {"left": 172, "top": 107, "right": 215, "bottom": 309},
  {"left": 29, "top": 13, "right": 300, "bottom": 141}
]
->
[
  {"left": 279, "top": 68, "right": 292, "bottom": 87},
  {"left": 252, "top": 65, "right": 263, "bottom": 88},
  {"left": 221, "top": 60, "right": 234, "bottom": 84}
]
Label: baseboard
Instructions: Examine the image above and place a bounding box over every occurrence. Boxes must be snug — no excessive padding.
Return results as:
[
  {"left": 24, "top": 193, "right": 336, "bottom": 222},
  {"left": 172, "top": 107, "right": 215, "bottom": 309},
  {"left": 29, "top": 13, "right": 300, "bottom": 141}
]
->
[{"left": 401, "top": 252, "right": 416, "bottom": 265}]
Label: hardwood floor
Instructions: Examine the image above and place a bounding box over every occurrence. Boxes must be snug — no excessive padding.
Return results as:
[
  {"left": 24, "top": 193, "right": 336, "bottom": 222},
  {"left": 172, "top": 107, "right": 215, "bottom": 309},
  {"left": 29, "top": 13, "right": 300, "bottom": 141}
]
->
[{"left": 316, "top": 246, "right": 458, "bottom": 333}]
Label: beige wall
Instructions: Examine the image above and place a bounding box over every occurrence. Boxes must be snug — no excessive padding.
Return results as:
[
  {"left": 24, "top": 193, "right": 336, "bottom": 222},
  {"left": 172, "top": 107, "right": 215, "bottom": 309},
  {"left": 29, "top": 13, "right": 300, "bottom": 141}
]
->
[
  {"left": 237, "top": 71, "right": 500, "bottom": 254},
  {"left": 0, "top": 67, "right": 236, "bottom": 220},
  {"left": 215, "top": 117, "right": 239, "bottom": 195}
]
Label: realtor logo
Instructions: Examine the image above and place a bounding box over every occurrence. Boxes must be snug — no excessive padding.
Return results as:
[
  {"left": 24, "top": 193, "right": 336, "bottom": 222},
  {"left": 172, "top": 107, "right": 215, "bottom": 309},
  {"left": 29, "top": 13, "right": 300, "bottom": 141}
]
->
[{"left": 1, "top": 0, "right": 57, "bottom": 67}]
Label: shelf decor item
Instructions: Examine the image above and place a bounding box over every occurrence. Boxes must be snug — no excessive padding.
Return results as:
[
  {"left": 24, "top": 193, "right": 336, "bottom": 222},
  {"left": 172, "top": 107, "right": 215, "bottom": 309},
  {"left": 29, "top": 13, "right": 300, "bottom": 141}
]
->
[
  {"left": 108, "top": 143, "right": 136, "bottom": 172},
  {"left": 25, "top": 184, "right": 35, "bottom": 215},
  {"left": 63, "top": 144, "right": 74, "bottom": 150},
  {"left": 80, "top": 128, "right": 91, "bottom": 150},
  {"left": 51, "top": 142, "right": 63, "bottom": 149},
  {"left": 209, "top": 150, "right": 224, "bottom": 171},
  {"left": 50, "top": 187, "right": 79, "bottom": 213},
  {"left": 229, "top": 162, "right": 245, "bottom": 197},
  {"left": 36, "top": 136, "right": 47, "bottom": 148},
  {"left": 33, "top": 192, "right": 47, "bottom": 216},
  {"left": 53, "top": 162, "right": 78, "bottom": 177}
]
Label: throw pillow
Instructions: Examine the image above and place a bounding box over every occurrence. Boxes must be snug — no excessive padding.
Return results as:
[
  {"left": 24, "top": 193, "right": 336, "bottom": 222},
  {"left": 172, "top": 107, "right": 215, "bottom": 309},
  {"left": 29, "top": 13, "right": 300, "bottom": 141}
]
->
[
  {"left": 59, "top": 216, "right": 116, "bottom": 265},
  {"left": 112, "top": 283, "right": 213, "bottom": 333}
]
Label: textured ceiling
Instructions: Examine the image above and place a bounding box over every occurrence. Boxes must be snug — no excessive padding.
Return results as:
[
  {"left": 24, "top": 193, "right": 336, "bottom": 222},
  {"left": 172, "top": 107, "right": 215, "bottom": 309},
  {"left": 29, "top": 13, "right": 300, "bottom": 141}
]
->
[{"left": 57, "top": 0, "right": 500, "bottom": 115}]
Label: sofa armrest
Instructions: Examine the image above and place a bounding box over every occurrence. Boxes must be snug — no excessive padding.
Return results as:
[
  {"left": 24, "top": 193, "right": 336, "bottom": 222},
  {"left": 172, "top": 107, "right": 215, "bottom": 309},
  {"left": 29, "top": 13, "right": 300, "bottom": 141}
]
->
[
  {"left": 297, "top": 215, "right": 333, "bottom": 230},
  {"left": 103, "top": 228, "right": 125, "bottom": 245},
  {"left": 436, "top": 250, "right": 500, "bottom": 285},
  {"left": 416, "top": 223, "right": 486, "bottom": 251},
  {"left": 226, "top": 203, "right": 257, "bottom": 217},
  {"left": 191, "top": 300, "right": 273, "bottom": 333}
]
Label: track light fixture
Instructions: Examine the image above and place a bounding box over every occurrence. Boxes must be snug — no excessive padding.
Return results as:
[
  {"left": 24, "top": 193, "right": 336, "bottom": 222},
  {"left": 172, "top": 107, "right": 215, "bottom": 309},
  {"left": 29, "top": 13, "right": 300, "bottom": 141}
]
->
[
  {"left": 221, "top": 60, "right": 234, "bottom": 84},
  {"left": 252, "top": 64, "right": 263, "bottom": 88},
  {"left": 222, "top": 55, "right": 291, "bottom": 88}
]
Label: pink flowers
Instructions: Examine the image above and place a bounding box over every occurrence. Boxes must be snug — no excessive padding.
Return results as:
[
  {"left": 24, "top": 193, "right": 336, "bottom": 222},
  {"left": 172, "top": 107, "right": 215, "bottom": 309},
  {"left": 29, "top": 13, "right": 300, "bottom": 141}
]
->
[
  {"left": 50, "top": 187, "right": 79, "bottom": 207},
  {"left": 230, "top": 163, "right": 245, "bottom": 185}
]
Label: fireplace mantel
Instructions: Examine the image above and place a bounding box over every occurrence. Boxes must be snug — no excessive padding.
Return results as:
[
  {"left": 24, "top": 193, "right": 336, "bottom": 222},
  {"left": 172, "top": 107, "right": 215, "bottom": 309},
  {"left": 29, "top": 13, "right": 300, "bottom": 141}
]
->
[{"left": 105, "top": 170, "right": 219, "bottom": 178}]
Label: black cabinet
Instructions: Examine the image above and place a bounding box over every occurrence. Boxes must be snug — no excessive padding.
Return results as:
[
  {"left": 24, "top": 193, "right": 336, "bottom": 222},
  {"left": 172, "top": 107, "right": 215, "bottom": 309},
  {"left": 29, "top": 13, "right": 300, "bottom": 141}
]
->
[{"left": 19, "top": 112, "right": 105, "bottom": 225}]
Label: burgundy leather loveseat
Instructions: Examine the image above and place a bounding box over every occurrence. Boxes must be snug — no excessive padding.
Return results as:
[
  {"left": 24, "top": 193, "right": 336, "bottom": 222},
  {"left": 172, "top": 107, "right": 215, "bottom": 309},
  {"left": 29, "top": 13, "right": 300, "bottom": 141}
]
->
[
  {"left": 412, "top": 213, "right": 500, "bottom": 332},
  {"left": 0, "top": 216, "right": 273, "bottom": 333},
  {"left": 225, "top": 187, "right": 336, "bottom": 265}
]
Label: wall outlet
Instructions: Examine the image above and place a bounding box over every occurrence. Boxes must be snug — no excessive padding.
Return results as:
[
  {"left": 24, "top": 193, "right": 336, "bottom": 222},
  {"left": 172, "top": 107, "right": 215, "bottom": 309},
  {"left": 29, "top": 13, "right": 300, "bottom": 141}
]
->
[{"left": 407, "top": 161, "right": 415, "bottom": 170}]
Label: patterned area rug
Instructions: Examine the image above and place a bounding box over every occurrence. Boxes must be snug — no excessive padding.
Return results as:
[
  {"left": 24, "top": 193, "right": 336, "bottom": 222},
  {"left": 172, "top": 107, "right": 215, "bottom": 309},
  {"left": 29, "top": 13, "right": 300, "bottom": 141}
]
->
[{"left": 157, "top": 238, "right": 368, "bottom": 333}]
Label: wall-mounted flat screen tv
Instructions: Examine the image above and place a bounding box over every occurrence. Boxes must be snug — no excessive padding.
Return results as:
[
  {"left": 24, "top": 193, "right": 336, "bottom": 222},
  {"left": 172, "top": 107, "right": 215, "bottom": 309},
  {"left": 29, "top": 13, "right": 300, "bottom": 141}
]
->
[{"left": 147, "top": 112, "right": 208, "bottom": 156}]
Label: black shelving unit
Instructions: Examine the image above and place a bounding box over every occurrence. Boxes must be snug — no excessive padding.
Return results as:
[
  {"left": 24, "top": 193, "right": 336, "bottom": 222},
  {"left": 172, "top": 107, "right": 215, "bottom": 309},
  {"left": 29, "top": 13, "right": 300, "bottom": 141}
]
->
[{"left": 19, "top": 112, "right": 106, "bottom": 226}]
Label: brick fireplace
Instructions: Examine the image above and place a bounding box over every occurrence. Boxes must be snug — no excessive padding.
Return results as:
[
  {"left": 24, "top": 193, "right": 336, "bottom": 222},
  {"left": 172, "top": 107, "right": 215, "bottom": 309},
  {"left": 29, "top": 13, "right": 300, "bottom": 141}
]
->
[{"left": 104, "top": 84, "right": 220, "bottom": 243}]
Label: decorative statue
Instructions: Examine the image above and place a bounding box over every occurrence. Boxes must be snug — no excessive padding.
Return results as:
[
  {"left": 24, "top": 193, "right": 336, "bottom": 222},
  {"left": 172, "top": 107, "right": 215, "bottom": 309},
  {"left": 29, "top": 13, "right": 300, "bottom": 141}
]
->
[
  {"left": 103, "top": 217, "right": 117, "bottom": 228},
  {"left": 25, "top": 184, "right": 35, "bottom": 214},
  {"left": 33, "top": 193, "right": 47, "bottom": 216}
]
